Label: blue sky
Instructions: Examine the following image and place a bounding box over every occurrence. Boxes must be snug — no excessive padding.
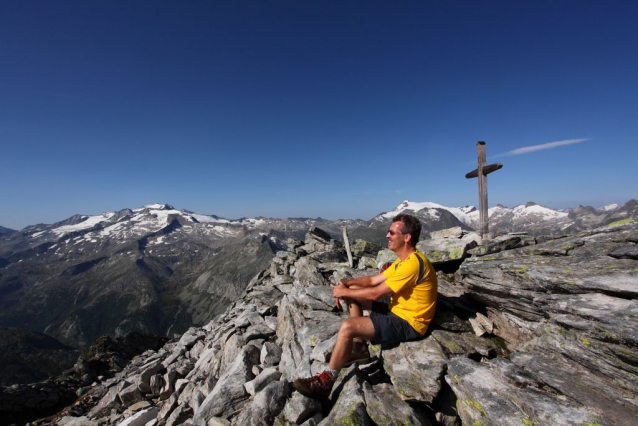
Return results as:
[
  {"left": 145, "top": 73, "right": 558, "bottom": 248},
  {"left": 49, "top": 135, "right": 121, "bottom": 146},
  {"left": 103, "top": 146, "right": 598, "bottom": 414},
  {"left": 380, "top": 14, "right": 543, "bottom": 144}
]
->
[{"left": 1, "top": 1, "right": 637, "bottom": 230}]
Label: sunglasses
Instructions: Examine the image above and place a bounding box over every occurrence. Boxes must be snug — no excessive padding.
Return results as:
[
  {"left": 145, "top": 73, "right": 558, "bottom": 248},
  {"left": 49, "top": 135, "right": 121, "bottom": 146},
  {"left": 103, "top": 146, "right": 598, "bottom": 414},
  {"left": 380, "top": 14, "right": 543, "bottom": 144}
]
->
[{"left": 387, "top": 229, "right": 403, "bottom": 236}]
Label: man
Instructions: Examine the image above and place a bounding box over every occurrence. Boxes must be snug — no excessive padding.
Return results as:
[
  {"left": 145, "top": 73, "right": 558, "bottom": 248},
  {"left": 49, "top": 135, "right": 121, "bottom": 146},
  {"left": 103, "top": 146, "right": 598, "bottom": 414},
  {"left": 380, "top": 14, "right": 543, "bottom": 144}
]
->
[{"left": 293, "top": 214, "right": 438, "bottom": 399}]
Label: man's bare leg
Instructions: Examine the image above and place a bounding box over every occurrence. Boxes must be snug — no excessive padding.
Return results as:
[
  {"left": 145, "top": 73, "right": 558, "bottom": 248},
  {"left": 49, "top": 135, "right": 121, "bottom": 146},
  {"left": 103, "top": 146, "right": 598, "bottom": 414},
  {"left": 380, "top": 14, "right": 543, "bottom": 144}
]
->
[
  {"left": 329, "top": 316, "right": 375, "bottom": 371},
  {"left": 329, "top": 294, "right": 374, "bottom": 371},
  {"left": 292, "top": 295, "right": 374, "bottom": 399}
]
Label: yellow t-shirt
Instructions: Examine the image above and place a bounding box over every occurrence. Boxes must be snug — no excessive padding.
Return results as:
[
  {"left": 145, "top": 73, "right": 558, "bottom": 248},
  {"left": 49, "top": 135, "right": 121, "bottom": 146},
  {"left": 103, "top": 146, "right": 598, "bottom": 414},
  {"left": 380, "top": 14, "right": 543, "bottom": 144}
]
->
[{"left": 382, "top": 251, "right": 437, "bottom": 335}]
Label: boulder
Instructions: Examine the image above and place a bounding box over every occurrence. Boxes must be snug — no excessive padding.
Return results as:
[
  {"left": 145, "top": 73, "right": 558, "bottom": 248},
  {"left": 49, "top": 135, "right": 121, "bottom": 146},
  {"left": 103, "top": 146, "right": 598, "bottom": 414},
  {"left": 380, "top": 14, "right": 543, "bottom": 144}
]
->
[
  {"left": 417, "top": 229, "right": 480, "bottom": 264},
  {"left": 193, "top": 345, "right": 259, "bottom": 422},
  {"left": 233, "top": 381, "right": 290, "bottom": 426},
  {"left": 363, "top": 382, "right": 430, "bottom": 426},
  {"left": 319, "top": 367, "right": 370, "bottom": 425},
  {"left": 447, "top": 357, "right": 602, "bottom": 426},
  {"left": 118, "top": 407, "right": 159, "bottom": 426},
  {"left": 293, "top": 257, "right": 328, "bottom": 287},
  {"left": 467, "top": 234, "right": 535, "bottom": 257},
  {"left": 283, "top": 392, "right": 322, "bottom": 425},
  {"left": 375, "top": 249, "right": 398, "bottom": 269},
  {"left": 351, "top": 239, "right": 381, "bottom": 257},
  {"left": 243, "top": 367, "right": 281, "bottom": 396},
  {"left": 260, "top": 341, "right": 283, "bottom": 365},
  {"left": 381, "top": 336, "right": 447, "bottom": 403},
  {"left": 118, "top": 383, "right": 145, "bottom": 407}
]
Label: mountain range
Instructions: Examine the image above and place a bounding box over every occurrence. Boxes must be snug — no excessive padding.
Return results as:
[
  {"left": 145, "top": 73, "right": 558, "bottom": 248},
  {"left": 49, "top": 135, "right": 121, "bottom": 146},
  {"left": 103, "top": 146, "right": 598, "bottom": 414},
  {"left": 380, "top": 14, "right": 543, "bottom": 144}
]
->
[{"left": 0, "top": 200, "right": 635, "bottom": 351}]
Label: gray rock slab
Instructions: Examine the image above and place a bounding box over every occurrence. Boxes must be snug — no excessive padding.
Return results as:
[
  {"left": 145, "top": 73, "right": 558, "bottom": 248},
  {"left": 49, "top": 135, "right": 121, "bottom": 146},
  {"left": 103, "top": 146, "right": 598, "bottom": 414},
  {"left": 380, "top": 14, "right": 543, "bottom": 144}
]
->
[
  {"left": 162, "top": 347, "right": 186, "bottom": 368},
  {"left": 296, "top": 286, "right": 335, "bottom": 311},
  {"left": 233, "top": 311, "right": 263, "bottom": 329},
  {"left": 430, "top": 227, "right": 465, "bottom": 239},
  {"left": 206, "top": 417, "right": 230, "bottom": 426},
  {"left": 244, "top": 367, "right": 281, "bottom": 396},
  {"left": 293, "top": 257, "right": 328, "bottom": 287},
  {"left": 260, "top": 341, "right": 282, "bottom": 365},
  {"left": 608, "top": 244, "right": 638, "bottom": 259},
  {"left": 137, "top": 360, "right": 165, "bottom": 393},
  {"left": 310, "top": 248, "right": 347, "bottom": 264},
  {"left": 351, "top": 239, "right": 381, "bottom": 257},
  {"left": 179, "top": 327, "right": 206, "bottom": 349},
  {"left": 310, "top": 334, "right": 337, "bottom": 363},
  {"left": 118, "top": 383, "right": 145, "bottom": 407},
  {"left": 219, "top": 333, "right": 246, "bottom": 376},
  {"left": 193, "top": 345, "right": 259, "bottom": 423},
  {"left": 358, "top": 256, "right": 378, "bottom": 269},
  {"left": 283, "top": 392, "right": 322, "bottom": 425},
  {"left": 57, "top": 416, "right": 97, "bottom": 426},
  {"left": 277, "top": 295, "right": 307, "bottom": 347},
  {"left": 363, "top": 382, "right": 430, "bottom": 426},
  {"left": 299, "top": 413, "right": 323, "bottom": 426},
  {"left": 165, "top": 404, "right": 193, "bottom": 426},
  {"left": 468, "top": 234, "right": 535, "bottom": 257},
  {"left": 279, "top": 332, "right": 310, "bottom": 382},
  {"left": 297, "top": 315, "right": 342, "bottom": 352},
  {"left": 319, "top": 367, "right": 370, "bottom": 425},
  {"left": 158, "top": 393, "right": 178, "bottom": 420},
  {"left": 233, "top": 381, "right": 291, "bottom": 426},
  {"left": 382, "top": 336, "right": 447, "bottom": 403},
  {"left": 446, "top": 357, "right": 604, "bottom": 426},
  {"left": 118, "top": 407, "right": 159, "bottom": 426},
  {"left": 243, "top": 322, "right": 275, "bottom": 341},
  {"left": 511, "top": 351, "right": 638, "bottom": 426},
  {"left": 536, "top": 292, "right": 638, "bottom": 346},
  {"left": 88, "top": 384, "right": 123, "bottom": 418},
  {"left": 417, "top": 234, "right": 478, "bottom": 264},
  {"left": 376, "top": 249, "right": 398, "bottom": 269}
]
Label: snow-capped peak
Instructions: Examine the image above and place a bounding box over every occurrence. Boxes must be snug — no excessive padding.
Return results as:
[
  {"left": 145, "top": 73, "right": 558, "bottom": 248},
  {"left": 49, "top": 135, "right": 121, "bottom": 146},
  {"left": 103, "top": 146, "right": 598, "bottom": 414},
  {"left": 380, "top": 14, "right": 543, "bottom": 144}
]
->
[
  {"left": 600, "top": 203, "right": 619, "bottom": 212},
  {"left": 133, "top": 203, "right": 174, "bottom": 212},
  {"left": 379, "top": 200, "right": 478, "bottom": 226},
  {"left": 511, "top": 203, "right": 568, "bottom": 220}
]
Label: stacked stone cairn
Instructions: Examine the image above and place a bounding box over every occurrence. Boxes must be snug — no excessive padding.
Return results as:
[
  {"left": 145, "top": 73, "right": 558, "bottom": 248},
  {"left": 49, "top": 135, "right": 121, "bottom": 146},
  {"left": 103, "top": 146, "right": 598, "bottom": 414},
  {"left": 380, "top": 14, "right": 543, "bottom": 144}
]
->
[{"left": 46, "top": 222, "right": 637, "bottom": 426}]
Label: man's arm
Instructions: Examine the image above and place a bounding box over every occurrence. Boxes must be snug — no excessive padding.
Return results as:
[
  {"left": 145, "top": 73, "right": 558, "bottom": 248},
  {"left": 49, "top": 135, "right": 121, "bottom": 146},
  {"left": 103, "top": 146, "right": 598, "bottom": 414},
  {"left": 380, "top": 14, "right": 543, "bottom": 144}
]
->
[
  {"left": 334, "top": 273, "right": 393, "bottom": 302},
  {"left": 340, "top": 273, "right": 387, "bottom": 288}
]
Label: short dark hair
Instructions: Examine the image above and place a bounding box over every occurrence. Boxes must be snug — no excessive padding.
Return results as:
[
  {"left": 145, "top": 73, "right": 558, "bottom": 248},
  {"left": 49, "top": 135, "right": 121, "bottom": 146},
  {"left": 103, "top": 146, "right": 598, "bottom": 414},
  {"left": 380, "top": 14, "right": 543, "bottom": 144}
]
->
[{"left": 392, "top": 214, "right": 422, "bottom": 247}]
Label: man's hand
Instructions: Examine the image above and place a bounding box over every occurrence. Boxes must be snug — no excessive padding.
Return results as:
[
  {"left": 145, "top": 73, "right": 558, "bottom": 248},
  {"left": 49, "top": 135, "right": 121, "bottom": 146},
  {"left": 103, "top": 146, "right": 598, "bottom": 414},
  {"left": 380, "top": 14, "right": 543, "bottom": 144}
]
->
[{"left": 333, "top": 281, "right": 348, "bottom": 309}]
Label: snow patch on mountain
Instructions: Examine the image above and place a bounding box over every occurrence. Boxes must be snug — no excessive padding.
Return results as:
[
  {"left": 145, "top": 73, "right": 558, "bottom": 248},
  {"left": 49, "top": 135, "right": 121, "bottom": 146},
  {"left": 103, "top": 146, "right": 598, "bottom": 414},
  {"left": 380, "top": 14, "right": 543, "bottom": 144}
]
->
[
  {"left": 34, "top": 213, "right": 116, "bottom": 238},
  {"left": 600, "top": 203, "right": 620, "bottom": 212},
  {"left": 511, "top": 204, "right": 568, "bottom": 220},
  {"left": 380, "top": 200, "right": 475, "bottom": 224},
  {"left": 190, "top": 214, "right": 230, "bottom": 224}
]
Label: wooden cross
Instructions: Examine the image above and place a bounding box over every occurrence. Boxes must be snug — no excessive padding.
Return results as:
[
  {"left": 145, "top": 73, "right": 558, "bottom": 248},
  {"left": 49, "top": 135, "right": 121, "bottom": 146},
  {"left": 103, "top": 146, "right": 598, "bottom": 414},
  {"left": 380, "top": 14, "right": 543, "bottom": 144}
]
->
[{"left": 465, "top": 141, "right": 503, "bottom": 238}]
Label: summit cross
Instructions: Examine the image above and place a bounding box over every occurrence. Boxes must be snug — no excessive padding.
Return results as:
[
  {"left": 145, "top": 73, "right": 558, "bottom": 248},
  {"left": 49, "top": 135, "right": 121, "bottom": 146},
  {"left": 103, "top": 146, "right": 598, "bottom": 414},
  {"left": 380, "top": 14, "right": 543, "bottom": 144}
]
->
[{"left": 465, "top": 141, "right": 503, "bottom": 238}]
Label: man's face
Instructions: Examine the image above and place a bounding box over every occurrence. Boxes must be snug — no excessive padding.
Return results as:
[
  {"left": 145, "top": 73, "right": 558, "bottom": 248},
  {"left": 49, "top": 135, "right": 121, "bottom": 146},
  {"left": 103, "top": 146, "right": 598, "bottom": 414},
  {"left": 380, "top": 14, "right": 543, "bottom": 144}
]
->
[{"left": 387, "top": 221, "right": 407, "bottom": 252}]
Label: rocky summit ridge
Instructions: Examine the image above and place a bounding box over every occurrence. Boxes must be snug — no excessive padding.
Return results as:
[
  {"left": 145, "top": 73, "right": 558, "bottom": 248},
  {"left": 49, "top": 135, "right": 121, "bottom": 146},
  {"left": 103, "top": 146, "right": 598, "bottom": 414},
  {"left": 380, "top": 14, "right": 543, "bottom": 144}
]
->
[
  {"left": 1, "top": 200, "right": 635, "bottom": 352},
  {"left": 3, "top": 219, "right": 635, "bottom": 426}
]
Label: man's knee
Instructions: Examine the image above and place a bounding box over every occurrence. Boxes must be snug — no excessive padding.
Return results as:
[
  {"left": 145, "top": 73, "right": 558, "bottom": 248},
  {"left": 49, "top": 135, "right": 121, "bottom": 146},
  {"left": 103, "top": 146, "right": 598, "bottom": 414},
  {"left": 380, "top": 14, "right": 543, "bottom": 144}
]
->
[
  {"left": 338, "top": 318, "right": 373, "bottom": 339},
  {"left": 339, "top": 319, "right": 354, "bottom": 337}
]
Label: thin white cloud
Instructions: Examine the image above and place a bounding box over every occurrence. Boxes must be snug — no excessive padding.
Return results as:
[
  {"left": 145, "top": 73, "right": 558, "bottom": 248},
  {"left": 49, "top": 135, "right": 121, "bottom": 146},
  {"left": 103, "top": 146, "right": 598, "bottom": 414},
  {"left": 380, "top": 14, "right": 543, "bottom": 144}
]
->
[{"left": 494, "top": 138, "right": 590, "bottom": 158}]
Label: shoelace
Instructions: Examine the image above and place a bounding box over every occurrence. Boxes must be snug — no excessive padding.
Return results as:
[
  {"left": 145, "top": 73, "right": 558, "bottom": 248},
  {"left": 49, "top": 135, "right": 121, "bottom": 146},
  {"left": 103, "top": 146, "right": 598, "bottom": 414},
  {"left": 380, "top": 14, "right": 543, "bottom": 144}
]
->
[{"left": 311, "top": 372, "right": 331, "bottom": 384}]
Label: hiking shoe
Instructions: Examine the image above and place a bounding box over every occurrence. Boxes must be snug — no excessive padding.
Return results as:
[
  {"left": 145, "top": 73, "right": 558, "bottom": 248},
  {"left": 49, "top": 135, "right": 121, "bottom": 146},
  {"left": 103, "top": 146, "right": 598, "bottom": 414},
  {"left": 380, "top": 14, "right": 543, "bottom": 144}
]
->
[
  {"left": 292, "top": 371, "right": 335, "bottom": 400},
  {"left": 345, "top": 343, "right": 371, "bottom": 367}
]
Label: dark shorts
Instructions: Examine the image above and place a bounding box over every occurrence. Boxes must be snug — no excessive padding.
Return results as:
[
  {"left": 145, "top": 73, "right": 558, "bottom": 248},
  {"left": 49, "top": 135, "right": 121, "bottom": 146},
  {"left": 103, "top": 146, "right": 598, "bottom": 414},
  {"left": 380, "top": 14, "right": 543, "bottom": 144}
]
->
[{"left": 369, "top": 302, "right": 423, "bottom": 347}]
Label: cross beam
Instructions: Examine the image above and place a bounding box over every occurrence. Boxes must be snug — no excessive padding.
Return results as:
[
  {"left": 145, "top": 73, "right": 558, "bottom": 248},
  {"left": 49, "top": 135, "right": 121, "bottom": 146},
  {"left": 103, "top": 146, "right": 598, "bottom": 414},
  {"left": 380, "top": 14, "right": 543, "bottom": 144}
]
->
[{"left": 465, "top": 141, "right": 503, "bottom": 238}]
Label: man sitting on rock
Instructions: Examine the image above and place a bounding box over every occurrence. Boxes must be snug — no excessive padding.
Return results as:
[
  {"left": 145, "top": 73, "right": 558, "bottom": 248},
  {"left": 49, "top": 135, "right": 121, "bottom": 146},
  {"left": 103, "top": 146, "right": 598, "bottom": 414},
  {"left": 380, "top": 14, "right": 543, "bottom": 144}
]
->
[{"left": 293, "top": 213, "right": 438, "bottom": 399}]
